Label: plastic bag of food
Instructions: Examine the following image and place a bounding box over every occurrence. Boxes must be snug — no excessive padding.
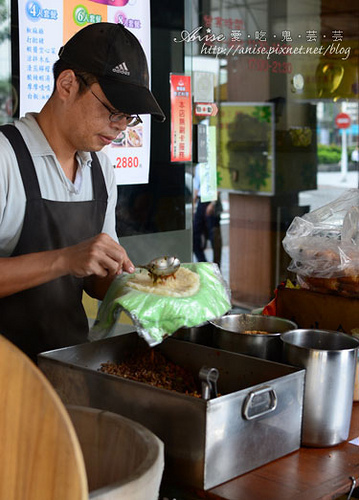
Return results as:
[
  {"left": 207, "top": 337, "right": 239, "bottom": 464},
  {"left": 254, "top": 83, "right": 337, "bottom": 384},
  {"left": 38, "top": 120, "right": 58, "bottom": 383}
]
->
[
  {"left": 282, "top": 189, "right": 359, "bottom": 295},
  {"left": 89, "top": 262, "right": 231, "bottom": 346}
]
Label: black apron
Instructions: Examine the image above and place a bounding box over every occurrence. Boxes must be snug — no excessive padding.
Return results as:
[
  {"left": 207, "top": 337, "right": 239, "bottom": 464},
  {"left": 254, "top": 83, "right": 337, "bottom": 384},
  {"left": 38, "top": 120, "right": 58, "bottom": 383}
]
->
[{"left": 0, "top": 125, "right": 108, "bottom": 362}]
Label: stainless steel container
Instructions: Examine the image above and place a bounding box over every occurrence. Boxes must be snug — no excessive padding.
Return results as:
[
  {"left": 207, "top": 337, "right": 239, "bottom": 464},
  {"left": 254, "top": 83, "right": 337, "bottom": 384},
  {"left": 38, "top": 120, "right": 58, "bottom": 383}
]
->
[
  {"left": 38, "top": 334, "right": 305, "bottom": 490},
  {"left": 174, "top": 314, "right": 297, "bottom": 361},
  {"left": 281, "top": 329, "right": 359, "bottom": 447}
]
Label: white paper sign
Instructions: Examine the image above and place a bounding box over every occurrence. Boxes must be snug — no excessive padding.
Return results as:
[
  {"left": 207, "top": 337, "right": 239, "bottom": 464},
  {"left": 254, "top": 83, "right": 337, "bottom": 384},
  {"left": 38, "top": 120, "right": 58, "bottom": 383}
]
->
[{"left": 199, "top": 126, "right": 217, "bottom": 202}]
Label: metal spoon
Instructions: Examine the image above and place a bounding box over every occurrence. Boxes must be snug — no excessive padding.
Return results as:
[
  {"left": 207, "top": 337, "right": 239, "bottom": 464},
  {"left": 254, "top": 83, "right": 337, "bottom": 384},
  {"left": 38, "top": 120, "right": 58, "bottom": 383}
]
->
[{"left": 137, "top": 256, "right": 181, "bottom": 277}]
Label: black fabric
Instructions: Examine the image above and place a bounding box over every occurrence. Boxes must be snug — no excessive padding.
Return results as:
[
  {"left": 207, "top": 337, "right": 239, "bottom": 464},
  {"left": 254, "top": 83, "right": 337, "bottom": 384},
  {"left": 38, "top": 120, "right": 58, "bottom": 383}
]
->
[
  {"left": 0, "top": 125, "right": 108, "bottom": 361},
  {"left": 193, "top": 201, "right": 222, "bottom": 267}
]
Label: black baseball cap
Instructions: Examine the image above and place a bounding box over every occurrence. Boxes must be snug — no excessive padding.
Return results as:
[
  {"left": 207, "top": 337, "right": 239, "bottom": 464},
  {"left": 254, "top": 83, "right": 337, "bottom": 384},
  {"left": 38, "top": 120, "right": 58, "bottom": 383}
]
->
[{"left": 58, "top": 22, "right": 165, "bottom": 122}]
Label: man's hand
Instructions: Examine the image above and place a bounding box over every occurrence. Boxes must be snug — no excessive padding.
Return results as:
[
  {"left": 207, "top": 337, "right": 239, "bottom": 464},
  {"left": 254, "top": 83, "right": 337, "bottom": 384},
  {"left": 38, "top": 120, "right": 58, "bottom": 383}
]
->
[
  {"left": 206, "top": 202, "right": 216, "bottom": 217},
  {"left": 64, "top": 233, "right": 135, "bottom": 278}
]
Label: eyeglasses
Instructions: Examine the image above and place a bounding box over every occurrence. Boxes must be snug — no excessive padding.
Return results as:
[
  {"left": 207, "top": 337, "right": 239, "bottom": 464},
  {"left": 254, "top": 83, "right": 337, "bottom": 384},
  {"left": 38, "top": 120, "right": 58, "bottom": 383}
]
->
[{"left": 76, "top": 74, "right": 143, "bottom": 127}]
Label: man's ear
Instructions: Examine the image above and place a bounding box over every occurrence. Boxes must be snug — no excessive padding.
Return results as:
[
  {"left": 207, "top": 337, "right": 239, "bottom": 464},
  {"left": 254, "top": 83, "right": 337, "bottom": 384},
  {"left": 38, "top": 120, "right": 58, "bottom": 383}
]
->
[{"left": 56, "top": 70, "right": 78, "bottom": 99}]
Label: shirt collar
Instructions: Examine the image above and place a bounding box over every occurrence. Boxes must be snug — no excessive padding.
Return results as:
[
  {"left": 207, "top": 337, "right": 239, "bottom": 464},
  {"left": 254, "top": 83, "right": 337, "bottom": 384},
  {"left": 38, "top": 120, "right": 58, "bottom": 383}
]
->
[{"left": 77, "top": 150, "right": 93, "bottom": 167}]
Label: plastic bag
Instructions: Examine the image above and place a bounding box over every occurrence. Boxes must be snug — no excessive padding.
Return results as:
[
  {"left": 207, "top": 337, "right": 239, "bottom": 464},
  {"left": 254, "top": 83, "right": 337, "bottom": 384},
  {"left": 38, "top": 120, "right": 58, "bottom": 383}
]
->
[
  {"left": 282, "top": 189, "right": 359, "bottom": 295},
  {"left": 89, "top": 262, "right": 231, "bottom": 346}
]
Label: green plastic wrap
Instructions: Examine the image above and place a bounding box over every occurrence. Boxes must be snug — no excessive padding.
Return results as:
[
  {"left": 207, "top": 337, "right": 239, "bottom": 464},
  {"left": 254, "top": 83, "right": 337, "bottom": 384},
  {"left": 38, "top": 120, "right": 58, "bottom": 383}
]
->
[{"left": 89, "top": 262, "right": 231, "bottom": 346}]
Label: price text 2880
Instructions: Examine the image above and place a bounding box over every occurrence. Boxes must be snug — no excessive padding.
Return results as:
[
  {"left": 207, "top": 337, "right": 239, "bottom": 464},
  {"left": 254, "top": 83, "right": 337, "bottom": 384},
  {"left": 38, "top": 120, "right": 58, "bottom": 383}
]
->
[{"left": 116, "top": 156, "right": 139, "bottom": 168}]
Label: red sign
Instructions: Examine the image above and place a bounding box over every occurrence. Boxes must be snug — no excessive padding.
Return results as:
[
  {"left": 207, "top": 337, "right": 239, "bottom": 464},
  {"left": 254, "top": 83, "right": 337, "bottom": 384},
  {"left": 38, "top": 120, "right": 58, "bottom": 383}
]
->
[
  {"left": 195, "top": 103, "right": 218, "bottom": 117},
  {"left": 170, "top": 74, "right": 192, "bottom": 162},
  {"left": 335, "top": 113, "right": 351, "bottom": 129}
]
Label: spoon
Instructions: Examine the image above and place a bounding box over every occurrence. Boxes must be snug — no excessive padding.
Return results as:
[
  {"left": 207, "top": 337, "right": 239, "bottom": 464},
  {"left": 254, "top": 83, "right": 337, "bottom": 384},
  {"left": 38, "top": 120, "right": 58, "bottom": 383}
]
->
[{"left": 137, "top": 256, "right": 181, "bottom": 277}]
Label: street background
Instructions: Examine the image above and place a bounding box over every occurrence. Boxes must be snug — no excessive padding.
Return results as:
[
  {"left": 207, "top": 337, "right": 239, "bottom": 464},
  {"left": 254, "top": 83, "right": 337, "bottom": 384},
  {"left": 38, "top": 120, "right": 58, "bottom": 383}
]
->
[{"left": 204, "top": 167, "right": 359, "bottom": 297}]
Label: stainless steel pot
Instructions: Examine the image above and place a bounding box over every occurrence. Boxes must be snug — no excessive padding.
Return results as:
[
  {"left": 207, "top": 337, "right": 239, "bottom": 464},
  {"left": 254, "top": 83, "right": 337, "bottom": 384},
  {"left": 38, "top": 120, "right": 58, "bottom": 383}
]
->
[
  {"left": 281, "top": 329, "right": 359, "bottom": 447},
  {"left": 210, "top": 314, "right": 298, "bottom": 362}
]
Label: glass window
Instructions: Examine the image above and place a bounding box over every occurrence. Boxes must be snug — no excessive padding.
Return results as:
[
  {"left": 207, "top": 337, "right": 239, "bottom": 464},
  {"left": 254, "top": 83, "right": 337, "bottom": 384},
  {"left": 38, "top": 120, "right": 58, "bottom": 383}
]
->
[{"left": 185, "top": 0, "right": 359, "bottom": 307}]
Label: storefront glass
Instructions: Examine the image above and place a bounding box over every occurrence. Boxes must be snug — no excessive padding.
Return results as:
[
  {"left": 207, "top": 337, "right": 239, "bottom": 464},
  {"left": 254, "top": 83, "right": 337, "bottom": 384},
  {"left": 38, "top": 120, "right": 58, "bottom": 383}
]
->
[
  {"left": 185, "top": 0, "right": 359, "bottom": 307},
  {"left": 1, "top": 1, "right": 358, "bottom": 301}
]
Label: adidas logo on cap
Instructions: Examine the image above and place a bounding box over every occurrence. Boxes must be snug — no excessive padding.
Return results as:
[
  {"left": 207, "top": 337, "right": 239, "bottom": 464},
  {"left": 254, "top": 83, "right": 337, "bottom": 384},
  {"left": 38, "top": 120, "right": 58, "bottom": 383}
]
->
[{"left": 112, "top": 62, "right": 130, "bottom": 76}]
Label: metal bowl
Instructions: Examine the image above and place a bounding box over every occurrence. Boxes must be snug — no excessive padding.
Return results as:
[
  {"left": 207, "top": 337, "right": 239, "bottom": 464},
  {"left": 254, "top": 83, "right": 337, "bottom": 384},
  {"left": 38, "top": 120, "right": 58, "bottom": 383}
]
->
[{"left": 210, "top": 314, "right": 298, "bottom": 361}]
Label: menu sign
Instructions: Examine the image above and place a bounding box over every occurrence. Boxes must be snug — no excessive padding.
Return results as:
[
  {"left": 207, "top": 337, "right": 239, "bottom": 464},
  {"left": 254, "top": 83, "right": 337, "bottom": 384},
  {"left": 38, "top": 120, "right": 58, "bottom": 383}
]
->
[
  {"left": 18, "top": 0, "right": 152, "bottom": 185},
  {"left": 170, "top": 74, "right": 192, "bottom": 162},
  {"left": 19, "top": 0, "right": 62, "bottom": 111}
]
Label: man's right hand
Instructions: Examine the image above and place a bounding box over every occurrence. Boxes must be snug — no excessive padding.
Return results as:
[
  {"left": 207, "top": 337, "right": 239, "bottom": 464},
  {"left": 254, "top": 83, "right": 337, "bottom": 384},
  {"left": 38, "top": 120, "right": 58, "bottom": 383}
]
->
[{"left": 64, "top": 233, "right": 135, "bottom": 278}]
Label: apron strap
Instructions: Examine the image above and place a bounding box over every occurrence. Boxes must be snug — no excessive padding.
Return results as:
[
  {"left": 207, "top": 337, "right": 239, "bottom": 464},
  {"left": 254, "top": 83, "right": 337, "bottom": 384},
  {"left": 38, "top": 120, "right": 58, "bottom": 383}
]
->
[
  {"left": 1, "top": 125, "right": 108, "bottom": 203},
  {"left": 0, "top": 124, "right": 42, "bottom": 200},
  {"left": 90, "top": 152, "right": 108, "bottom": 202}
]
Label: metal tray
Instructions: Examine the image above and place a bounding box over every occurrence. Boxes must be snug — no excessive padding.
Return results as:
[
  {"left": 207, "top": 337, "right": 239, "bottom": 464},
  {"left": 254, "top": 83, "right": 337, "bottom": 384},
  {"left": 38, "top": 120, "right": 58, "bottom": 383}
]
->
[{"left": 38, "top": 333, "right": 305, "bottom": 490}]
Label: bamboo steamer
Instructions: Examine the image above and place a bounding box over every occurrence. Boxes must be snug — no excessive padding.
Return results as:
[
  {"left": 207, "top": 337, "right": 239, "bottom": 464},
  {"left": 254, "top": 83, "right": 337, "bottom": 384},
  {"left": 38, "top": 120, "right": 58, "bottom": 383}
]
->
[
  {"left": 67, "top": 406, "right": 164, "bottom": 500},
  {"left": 0, "top": 335, "right": 164, "bottom": 500},
  {"left": 0, "top": 335, "right": 88, "bottom": 500}
]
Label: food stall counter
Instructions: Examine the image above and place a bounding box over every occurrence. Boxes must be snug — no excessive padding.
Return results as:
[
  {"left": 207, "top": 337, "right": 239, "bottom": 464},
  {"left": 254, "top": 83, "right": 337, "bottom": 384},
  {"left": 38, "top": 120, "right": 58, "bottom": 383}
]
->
[{"left": 161, "top": 403, "right": 359, "bottom": 500}]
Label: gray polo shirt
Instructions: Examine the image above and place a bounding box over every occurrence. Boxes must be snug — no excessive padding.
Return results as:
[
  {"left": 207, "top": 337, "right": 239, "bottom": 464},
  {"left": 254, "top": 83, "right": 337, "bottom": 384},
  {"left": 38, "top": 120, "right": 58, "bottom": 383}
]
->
[{"left": 0, "top": 113, "right": 118, "bottom": 257}]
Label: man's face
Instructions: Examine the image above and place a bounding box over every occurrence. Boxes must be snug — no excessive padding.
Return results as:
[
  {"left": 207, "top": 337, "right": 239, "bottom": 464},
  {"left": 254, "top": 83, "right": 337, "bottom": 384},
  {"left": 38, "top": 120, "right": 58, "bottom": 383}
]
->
[{"left": 68, "top": 82, "right": 128, "bottom": 152}]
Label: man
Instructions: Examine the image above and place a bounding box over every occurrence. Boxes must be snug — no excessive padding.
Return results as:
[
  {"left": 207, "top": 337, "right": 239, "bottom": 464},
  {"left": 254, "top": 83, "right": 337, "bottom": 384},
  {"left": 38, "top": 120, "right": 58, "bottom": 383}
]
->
[
  {"left": 352, "top": 147, "right": 359, "bottom": 164},
  {"left": 192, "top": 165, "right": 222, "bottom": 267},
  {"left": 0, "top": 22, "right": 165, "bottom": 361}
]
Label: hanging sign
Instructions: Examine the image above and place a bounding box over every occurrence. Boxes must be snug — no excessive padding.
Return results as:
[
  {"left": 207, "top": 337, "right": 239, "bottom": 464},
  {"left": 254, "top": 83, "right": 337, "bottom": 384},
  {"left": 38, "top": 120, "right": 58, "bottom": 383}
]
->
[
  {"left": 195, "top": 103, "right": 218, "bottom": 117},
  {"left": 18, "top": 0, "right": 151, "bottom": 185},
  {"left": 170, "top": 74, "right": 192, "bottom": 162},
  {"left": 194, "top": 123, "right": 208, "bottom": 163}
]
